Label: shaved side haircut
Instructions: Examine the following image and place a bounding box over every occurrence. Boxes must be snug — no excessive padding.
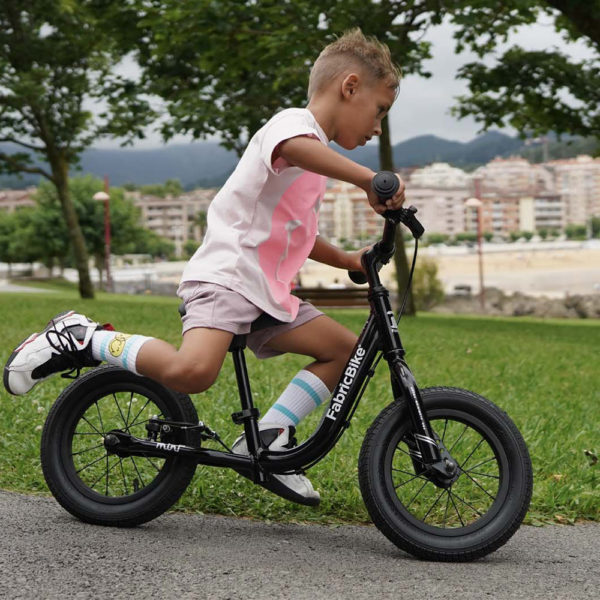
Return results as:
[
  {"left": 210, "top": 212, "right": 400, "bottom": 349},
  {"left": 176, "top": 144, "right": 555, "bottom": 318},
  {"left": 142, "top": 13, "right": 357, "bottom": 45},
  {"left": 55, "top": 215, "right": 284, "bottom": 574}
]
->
[{"left": 308, "top": 28, "right": 401, "bottom": 99}]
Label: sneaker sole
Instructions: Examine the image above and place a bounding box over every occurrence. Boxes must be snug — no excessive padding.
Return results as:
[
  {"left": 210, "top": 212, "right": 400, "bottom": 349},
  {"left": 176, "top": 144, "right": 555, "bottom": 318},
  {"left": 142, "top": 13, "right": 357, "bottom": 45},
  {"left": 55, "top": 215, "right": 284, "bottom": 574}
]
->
[
  {"left": 3, "top": 310, "right": 75, "bottom": 395},
  {"left": 235, "top": 468, "right": 320, "bottom": 507}
]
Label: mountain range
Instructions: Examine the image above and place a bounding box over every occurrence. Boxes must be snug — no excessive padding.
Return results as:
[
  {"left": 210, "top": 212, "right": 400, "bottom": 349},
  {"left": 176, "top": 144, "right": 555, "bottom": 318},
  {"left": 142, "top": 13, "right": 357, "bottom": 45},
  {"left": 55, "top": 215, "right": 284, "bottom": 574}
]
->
[{"left": 0, "top": 130, "right": 592, "bottom": 190}]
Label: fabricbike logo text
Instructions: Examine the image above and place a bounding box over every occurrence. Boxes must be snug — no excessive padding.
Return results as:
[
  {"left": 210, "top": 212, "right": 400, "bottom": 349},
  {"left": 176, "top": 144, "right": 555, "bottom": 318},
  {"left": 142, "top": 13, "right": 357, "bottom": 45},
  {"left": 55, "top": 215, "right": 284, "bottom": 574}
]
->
[
  {"left": 325, "top": 345, "right": 366, "bottom": 421},
  {"left": 156, "top": 442, "right": 182, "bottom": 453}
]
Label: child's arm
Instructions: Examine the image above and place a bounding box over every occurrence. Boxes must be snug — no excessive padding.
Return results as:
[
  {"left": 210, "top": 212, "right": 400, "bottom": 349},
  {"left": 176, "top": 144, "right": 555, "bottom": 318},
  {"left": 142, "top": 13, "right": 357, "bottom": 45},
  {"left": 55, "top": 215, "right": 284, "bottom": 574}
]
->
[
  {"left": 309, "top": 235, "right": 367, "bottom": 273},
  {"left": 278, "top": 136, "right": 405, "bottom": 213}
]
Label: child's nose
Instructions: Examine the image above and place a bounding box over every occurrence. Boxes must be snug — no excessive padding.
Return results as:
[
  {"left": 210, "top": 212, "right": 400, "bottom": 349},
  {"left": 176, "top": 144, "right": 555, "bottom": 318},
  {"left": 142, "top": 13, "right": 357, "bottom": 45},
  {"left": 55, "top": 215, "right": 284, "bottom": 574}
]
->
[{"left": 373, "top": 120, "right": 383, "bottom": 136}]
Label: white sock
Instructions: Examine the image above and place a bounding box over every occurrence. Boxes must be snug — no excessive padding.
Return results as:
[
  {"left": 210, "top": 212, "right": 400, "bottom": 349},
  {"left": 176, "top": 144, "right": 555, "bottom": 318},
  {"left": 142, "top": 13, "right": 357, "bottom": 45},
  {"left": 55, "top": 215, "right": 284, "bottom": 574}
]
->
[
  {"left": 260, "top": 369, "right": 331, "bottom": 427},
  {"left": 91, "top": 330, "right": 154, "bottom": 375}
]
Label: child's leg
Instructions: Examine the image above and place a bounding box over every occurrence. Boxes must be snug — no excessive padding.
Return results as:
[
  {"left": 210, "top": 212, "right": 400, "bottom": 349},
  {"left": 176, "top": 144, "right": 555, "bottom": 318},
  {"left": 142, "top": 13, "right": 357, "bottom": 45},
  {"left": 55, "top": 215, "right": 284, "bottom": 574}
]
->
[
  {"left": 91, "top": 326, "right": 232, "bottom": 394},
  {"left": 4, "top": 309, "right": 233, "bottom": 396},
  {"left": 134, "top": 327, "right": 233, "bottom": 393},
  {"left": 232, "top": 314, "right": 356, "bottom": 504},
  {"left": 258, "top": 315, "right": 357, "bottom": 426}
]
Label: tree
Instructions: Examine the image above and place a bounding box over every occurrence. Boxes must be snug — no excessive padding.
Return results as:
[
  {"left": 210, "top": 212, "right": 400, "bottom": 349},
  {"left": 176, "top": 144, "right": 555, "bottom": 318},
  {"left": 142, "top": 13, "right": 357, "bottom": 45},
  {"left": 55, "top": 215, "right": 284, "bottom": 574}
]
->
[
  {"left": 0, "top": 1, "right": 154, "bottom": 298},
  {"left": 565, "top": 223, "right": 587, "bottom": 240},
  {"left": 193, "top": 210, "right": 208, "bottom": 240},
  {"left": 412, "top": 256, "right": 444, "bottom": 311},
  {"left": 0, "top": 210, "right": 19, "bottom": 274},
  {"left": 139, "top": 179, "right": 184, "bottom": 198},
  {"left": 452, "top": 1, "right": 600, "bottom": 146},
  {"left": 34, "top": 176, "right": 172, "bottom": 282}
]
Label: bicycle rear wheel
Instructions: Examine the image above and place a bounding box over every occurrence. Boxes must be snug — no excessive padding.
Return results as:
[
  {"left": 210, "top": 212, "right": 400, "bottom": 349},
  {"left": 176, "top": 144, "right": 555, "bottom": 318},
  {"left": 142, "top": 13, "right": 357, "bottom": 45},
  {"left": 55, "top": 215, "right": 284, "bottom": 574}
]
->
[
  {"left": 41, "top": 366, "right": 199, "bottom": 527},
  {"left": 359, "top": 387, "right": 532, "bottom": 561}
]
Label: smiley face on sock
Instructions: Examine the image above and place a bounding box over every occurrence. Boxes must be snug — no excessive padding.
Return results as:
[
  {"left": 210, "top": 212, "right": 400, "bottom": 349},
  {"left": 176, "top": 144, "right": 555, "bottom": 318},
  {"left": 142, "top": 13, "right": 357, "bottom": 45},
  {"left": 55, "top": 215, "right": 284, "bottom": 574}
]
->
[{"left": 108, "top": 333, "right": 132, "bottom": 357}]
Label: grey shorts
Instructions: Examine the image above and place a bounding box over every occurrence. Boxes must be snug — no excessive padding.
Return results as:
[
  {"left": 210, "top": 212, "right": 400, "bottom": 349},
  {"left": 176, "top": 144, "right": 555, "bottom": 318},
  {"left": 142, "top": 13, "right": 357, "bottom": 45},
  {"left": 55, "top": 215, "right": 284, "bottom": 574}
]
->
[{"left": 177, "top": 281, "right": 324, "bottom": 359}]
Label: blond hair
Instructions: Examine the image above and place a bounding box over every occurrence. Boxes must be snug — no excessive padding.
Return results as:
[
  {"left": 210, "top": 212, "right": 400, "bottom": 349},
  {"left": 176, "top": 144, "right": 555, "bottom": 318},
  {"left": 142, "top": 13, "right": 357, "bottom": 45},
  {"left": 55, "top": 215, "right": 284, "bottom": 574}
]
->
[{"left": 308, "top": 28, "right": 401, "bottom": 99}]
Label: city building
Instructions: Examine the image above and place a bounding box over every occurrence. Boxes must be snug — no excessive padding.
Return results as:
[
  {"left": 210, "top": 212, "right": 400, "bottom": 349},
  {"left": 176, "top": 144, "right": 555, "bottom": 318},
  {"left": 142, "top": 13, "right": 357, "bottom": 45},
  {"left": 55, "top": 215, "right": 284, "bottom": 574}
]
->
[
  {"left": 321, "top": 181, "right": 379, "bottom": 243},
  {"left": 470, "top": 157, "right": 564, "bottom": 236},
  {"left": 128, "top": 188, "right": 217, "bottom": 257},
  {"left": 0, "top": 187, "right": 36, "bottom": 212},
  {"left": 406, "top": 163, "right": 470, "bottom": 236},
  {"left": 545, "top": 155, "right": 600, "bottom": 225}
]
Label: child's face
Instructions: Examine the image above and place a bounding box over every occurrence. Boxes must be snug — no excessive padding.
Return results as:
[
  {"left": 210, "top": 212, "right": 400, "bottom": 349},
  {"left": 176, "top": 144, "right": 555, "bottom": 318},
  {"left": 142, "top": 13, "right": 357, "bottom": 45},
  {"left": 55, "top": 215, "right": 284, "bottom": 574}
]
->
[{"left": 334, "top": 77, "right": 396, "bottom": 150}]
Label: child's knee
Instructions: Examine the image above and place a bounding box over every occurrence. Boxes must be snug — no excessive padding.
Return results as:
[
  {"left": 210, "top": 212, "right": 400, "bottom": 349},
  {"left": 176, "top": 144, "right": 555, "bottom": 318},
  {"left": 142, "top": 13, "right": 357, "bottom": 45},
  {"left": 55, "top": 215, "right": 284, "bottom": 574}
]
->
[
  {"left": 319, "top": 330, "right": 357, "bottom": 364},
  {"left": 338, "top": 331, "right": 358, "bottom": 360},
  {"left": 163, "top": 360, "right": 219, "bottom": 394}
]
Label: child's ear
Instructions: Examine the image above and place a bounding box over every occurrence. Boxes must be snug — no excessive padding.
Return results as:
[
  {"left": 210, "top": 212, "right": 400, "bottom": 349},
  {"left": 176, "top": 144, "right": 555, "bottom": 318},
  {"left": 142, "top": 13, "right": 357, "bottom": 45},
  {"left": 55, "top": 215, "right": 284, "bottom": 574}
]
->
[{"left": 341, "top": 73, "right": 360, "bottom": 98}]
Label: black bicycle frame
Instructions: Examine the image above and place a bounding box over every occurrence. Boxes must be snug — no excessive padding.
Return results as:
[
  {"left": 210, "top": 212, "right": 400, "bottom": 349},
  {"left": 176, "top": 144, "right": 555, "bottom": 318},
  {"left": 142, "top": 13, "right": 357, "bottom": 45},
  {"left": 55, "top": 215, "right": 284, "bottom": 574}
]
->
[{"left": 106, "top": 216, "right": 447, "bottom": 482}]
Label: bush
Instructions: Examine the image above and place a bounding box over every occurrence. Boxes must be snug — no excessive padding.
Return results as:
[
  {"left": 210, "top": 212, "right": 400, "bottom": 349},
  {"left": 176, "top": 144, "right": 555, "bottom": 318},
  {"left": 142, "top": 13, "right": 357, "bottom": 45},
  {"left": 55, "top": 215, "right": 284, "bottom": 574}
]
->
[
  {"left": 565, "top": 224, "right": 587, "bottom": 240},
  {"left": 455, "top": 232, "right": 477, "bottom": 243},
  {"left": 412, "top": 256, "right": 445, "bottom": 311},
  {"left": 426, "top": 233, "right": 449, "bottom": 245}
]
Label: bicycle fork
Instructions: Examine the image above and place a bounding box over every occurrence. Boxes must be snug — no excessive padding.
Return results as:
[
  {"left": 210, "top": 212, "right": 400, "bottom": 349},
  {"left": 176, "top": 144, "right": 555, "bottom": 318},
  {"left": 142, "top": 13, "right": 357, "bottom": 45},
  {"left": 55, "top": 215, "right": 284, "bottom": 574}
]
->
[
  {"left": 389, "top": 360, "right": 459, "bottom": 488},
  {"left": 369, "top": 281, "right": 459, "bottom": 488}
]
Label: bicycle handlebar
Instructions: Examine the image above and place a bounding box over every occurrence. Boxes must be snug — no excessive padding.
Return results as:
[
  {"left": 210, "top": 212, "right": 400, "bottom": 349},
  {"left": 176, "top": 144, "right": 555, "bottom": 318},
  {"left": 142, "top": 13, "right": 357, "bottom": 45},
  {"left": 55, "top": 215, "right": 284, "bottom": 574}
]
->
[{"left": 348, "top": 171, "right": 424, "bottom": 285}]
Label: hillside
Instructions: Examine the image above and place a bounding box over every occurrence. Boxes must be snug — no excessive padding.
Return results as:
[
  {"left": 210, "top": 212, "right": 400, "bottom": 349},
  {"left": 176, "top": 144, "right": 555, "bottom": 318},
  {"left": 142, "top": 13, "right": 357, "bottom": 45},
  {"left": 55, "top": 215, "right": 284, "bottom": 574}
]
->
[{"left": 0, "top": 131, "right": 595, "bottom": 189}]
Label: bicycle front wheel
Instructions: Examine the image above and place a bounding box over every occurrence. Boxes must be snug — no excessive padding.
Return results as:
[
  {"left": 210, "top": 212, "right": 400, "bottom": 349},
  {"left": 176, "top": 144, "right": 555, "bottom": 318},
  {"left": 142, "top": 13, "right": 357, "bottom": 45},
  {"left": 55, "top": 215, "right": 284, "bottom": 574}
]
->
[
  {"left": 41, "top": 366, "right": 199, "bottom": 527},
  {"left": 359, "top": 387, "right": 532, "bottom": 561}
]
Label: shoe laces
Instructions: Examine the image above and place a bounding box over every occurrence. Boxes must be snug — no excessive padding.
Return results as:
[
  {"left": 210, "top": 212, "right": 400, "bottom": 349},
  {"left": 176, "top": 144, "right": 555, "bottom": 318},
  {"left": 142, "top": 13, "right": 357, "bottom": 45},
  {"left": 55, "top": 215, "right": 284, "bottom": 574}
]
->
[{"left": 45, "top": 319, "right": 91, "bottom": 380}]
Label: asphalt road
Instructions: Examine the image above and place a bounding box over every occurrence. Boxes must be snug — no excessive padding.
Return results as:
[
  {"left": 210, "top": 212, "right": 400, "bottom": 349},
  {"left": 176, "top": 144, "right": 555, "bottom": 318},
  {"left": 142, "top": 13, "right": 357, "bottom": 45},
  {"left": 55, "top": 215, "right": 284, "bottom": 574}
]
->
[{"left": 0, "top": 490, "right": 597, "bottom": 600}]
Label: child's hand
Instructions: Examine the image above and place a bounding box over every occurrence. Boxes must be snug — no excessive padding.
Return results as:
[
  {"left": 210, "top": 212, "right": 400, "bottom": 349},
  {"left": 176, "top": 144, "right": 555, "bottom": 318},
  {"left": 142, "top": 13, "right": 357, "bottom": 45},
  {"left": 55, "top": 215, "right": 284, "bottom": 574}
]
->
[
  {"left": 345, "top": 245, "right": 372, "bottom": 273},
  {"left": 367, "top": 174, "right": 406, "bottom": 214}
]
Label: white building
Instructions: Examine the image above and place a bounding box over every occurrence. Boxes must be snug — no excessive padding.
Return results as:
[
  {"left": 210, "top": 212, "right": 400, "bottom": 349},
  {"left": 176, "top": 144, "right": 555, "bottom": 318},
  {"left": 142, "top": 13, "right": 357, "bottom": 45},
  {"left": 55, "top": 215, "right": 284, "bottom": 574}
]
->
[
  {"left": 545, "top": 155, "right": 600, "bottom": 225},
  {"left": 128, "top": 188, "right": 217, "bottom": 257},
  {"left": 321, "top": 181, "right": 379, "bottom": 243},
  {"left": 406, "top": 163, "right": 470, "bottom": 236}
]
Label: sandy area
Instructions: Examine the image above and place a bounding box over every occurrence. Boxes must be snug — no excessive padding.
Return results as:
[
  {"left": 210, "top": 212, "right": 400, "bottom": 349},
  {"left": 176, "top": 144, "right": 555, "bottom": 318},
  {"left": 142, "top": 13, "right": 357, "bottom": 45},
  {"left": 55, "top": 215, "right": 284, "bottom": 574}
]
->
[
  {"left": 432, "top": 248, "right": 600, "bottom": 297},
  {"left": 299, "top": 246, "right": 600, "bottom": 298}
]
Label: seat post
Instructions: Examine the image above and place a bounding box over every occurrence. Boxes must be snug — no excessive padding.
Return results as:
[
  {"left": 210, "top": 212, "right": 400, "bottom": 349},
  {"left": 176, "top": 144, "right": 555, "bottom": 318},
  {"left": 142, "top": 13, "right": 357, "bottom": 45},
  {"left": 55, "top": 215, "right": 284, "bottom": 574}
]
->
[{"left": 230, "top": 340, "right": 262, "bottom": 458}]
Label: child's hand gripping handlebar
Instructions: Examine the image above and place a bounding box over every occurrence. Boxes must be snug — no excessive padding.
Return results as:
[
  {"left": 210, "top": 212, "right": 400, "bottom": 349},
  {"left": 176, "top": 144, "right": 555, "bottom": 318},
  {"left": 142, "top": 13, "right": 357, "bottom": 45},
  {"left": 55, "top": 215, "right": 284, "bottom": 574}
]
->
[{"left": 348, "top": 171, "right": 425, "bottom": 285}]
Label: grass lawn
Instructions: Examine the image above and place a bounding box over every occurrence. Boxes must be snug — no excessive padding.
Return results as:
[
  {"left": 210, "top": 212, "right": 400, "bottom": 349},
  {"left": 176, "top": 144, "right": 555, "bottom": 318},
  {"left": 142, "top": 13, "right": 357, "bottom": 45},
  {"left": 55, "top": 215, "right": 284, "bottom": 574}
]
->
[{"left": 0, "top": 289, "right": 598, "bottom": 526}]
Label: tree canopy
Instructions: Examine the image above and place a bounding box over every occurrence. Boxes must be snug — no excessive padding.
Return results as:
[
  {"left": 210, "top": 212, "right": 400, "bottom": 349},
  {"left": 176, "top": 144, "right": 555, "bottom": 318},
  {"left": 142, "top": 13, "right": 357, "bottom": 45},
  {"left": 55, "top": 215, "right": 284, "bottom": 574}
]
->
[
  {"left": 0, "top": 176, "right": 174, "bottom": 275},
  {"left": 452, "top": 1, "right": 600, "bottom": 145},
  {"left": 0, "top": 1, "right": 153, "bottom": 297}
]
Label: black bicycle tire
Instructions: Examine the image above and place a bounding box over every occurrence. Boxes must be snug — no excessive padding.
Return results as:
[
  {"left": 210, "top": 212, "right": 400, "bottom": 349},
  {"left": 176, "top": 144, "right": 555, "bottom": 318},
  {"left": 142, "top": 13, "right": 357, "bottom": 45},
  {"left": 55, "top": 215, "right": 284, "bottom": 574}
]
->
[
  {"left": 41, "top": 365, "right": 199, "bottom": 527},
  {"left": 358, "top": 386, "right": 533, "bottom": 561}
]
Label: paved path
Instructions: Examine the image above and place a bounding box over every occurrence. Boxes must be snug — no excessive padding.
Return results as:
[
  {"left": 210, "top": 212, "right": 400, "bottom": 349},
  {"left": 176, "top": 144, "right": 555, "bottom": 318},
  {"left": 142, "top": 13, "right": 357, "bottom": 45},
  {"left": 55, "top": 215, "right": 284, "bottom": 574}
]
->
[
  {"left": 0, "top": 491, "right": 596, "bottom": 599},
  {"left": 0, "top": 281, "right": 53, "bottom": 293}
]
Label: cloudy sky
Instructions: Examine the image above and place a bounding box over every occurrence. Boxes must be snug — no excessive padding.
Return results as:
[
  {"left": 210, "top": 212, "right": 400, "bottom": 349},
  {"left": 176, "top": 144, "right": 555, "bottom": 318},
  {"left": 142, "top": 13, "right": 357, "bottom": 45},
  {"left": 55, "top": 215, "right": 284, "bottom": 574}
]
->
[
  {"left": 390, "top": 17, "right": 595, "bottom": 144},
  {"left": 95, "top": 16, "right": 595, "bottom": 149}
]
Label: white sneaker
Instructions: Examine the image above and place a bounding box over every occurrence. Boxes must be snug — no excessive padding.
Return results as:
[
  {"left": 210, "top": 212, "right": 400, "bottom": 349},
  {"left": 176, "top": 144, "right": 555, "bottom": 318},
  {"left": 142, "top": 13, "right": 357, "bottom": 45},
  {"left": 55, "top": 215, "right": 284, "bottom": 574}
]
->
[
  {"left": 4, "top": 311, "right": 101, "bottom": 395},
  {"left": 232, "top": 423, "right": 320, "bottom": 506}
]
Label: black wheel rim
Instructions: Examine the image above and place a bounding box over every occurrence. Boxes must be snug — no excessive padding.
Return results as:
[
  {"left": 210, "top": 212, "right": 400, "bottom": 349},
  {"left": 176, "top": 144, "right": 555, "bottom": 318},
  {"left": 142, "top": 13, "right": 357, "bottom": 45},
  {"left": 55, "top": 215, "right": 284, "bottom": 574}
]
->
[
  {"left": 384, "top": 408, "right": 510, "bottom": 536},
  {"left": 61, "top": 383, "right": 177, "bottom": 504}
]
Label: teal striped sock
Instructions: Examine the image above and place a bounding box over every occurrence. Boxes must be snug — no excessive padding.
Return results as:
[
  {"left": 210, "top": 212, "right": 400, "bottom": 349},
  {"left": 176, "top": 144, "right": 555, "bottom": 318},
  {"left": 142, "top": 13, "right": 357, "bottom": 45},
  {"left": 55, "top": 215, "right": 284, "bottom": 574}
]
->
[
  {"left": 91, "top": 330, "right": 154, "bottom": 375},
  {"left": 260, "top": 369, "right": 331, "bottom": 427}
]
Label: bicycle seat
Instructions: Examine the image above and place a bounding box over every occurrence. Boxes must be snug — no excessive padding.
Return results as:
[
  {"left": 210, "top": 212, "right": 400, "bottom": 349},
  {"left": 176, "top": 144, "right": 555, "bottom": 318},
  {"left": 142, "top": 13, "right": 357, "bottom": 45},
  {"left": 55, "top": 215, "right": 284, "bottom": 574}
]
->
[{"left": 177, "top": 302, "right": 284, "bottom": 350}]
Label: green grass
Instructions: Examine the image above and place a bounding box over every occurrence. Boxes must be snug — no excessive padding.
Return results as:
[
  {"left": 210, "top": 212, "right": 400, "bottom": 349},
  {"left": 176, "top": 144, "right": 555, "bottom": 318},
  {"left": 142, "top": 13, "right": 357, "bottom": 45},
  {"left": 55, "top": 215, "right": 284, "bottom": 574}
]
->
[{"left": 0, "top": 290, "right": 598, "bottom": 526}]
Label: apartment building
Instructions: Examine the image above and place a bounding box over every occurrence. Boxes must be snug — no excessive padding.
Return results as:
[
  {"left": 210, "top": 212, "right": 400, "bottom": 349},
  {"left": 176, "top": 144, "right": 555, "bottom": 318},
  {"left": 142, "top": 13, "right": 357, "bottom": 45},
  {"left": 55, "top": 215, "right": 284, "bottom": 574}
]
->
[
  {"left": 129, "top": 188, "right": 217, "bottom": 256},
  {"left": 472, "top": 156, "right": 553, "bottom": 196},
  {"left": 545, "top": 155, "right": 600, "bottom": 225},
  {"left": 321, "top": 180, "right": 379, "bottom": 243},
  {"left": 472, "top": 157, "right": 565, "bottom": 235},
  {"left": 406, "top": 163, "right": 470, "bottom": 236}
]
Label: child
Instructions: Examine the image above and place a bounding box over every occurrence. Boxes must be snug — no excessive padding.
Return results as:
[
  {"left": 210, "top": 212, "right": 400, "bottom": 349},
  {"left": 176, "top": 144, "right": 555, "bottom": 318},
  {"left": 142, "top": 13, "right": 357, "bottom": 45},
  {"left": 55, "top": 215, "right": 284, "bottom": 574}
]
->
[{"left": 4, "top": 28, "right": 404, "bottom": 505}]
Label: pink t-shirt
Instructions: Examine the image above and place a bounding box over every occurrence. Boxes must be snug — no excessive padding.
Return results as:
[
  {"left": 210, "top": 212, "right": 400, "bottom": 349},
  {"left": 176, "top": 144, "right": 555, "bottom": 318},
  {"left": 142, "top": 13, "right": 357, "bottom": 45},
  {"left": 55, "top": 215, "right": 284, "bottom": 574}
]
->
[{"left": 180, "top": 108, "right": 328, "bottom": 322}]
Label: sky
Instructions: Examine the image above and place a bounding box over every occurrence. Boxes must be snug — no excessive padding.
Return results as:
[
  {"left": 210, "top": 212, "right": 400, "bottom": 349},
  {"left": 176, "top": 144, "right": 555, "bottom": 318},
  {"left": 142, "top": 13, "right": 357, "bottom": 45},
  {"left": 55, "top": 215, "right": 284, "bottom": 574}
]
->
[{"left": 95, "top": 16, "right": 596, "bottom": 150}]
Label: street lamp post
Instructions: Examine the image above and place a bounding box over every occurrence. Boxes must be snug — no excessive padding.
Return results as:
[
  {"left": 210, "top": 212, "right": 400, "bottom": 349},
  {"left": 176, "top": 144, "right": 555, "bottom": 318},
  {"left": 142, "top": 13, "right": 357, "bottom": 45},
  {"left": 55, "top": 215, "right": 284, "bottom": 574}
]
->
[
  {"left": 93, "top": 176, "right": 112, "bottom": 292},
  {"left": 465, "top": 197, "right": 485, "bottom": 309}
]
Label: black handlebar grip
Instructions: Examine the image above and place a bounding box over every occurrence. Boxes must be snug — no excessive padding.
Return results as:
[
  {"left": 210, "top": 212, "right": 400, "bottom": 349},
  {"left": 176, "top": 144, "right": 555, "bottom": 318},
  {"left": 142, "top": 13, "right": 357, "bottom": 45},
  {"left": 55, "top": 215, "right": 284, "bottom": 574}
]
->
[
  {"left": 348, "top": 270, "right": 367, "bottom": 285},
  {"left": 372, "top": 171, "right": 399, "bottom": 201}
]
